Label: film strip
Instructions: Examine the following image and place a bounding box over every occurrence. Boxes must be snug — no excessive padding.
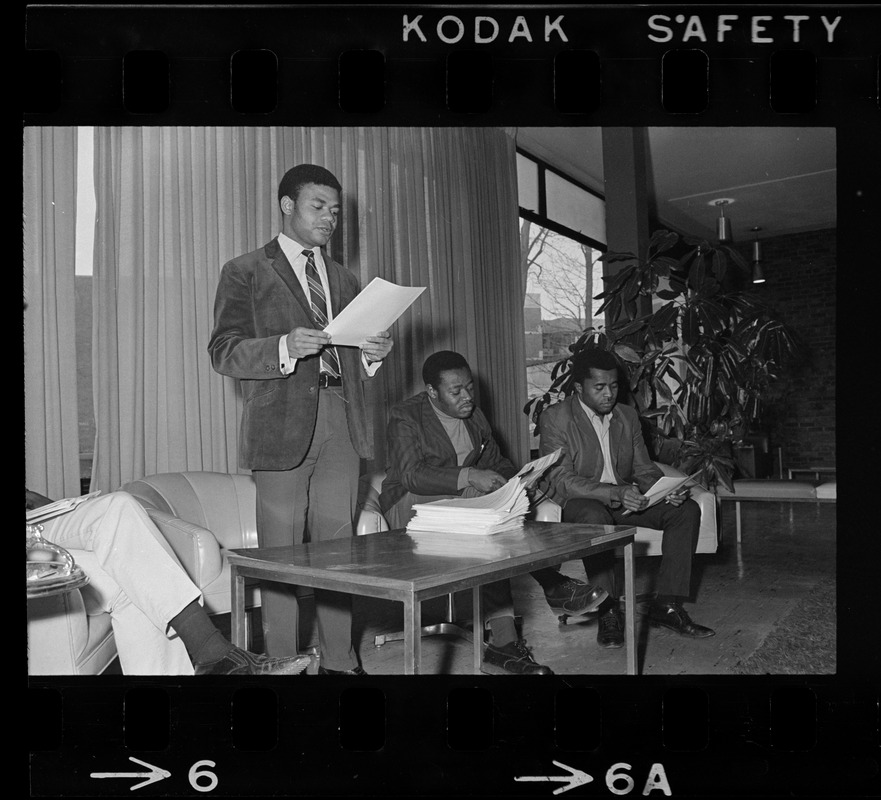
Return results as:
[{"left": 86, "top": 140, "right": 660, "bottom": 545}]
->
[{"left": 24, "top": 2, "right": 880, "bottom": 797}]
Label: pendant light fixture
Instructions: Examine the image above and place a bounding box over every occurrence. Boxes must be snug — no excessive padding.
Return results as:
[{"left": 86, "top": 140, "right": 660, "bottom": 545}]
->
[
  {"left": 751, "top": 226, "right": 765, "bottom": 284},
  {"left": 714, "top": 199, "right": 733, "bottom": 244}
]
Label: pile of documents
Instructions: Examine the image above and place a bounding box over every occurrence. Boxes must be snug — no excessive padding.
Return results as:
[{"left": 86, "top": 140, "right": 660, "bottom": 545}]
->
[{"left": 406, "top": 449, "right": 562, "bottom": 536}]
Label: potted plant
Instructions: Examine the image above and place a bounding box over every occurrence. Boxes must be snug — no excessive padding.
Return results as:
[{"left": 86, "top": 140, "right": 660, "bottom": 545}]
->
[{"left": 524, "top": 229, "right": 804, "bottom": 492}]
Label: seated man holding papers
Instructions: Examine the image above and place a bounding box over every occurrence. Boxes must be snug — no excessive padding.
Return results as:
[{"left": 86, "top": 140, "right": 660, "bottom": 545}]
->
[
  {"left": 538, "top": 348, "right": 715, "bottom": 649},
  {"left": 379, "top": 351, "right": 608, "bottom": 675}
]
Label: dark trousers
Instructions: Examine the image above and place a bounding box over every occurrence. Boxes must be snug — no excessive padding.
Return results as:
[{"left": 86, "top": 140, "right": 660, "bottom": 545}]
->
[
  {"left": 254, "top": 388, "right": 359, "bottom": 671},
  {"left": 562, "top": 497, "right": 701, "bottom": 600}
]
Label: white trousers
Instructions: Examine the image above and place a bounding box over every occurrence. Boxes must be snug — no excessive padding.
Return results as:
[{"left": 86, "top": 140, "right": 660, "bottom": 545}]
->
[{"left": 38, "top": 492, "right": 200, "bottom": 675}]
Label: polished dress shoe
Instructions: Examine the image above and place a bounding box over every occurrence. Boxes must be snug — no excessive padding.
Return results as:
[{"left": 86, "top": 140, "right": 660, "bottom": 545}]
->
[
  {"left": 544, "top": 578, "right": 608, "bottom": 618},
  {"left": 482, "top": 639, "right": 554, "bottom": 675},
  {"left": 317, "top": 665, "right": 368, "bottom": 675},
  {"left": 596, "top": 607, "right": 625, "bottom": 649},
  {"left": 648, "top": 602, "right": 715, "bottom": 638},
  {"left": 195, "top": 646, "right": 312, "bottom": 676}
]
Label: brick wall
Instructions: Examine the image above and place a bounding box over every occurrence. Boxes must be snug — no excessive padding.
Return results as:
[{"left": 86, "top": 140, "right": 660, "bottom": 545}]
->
[{"left": 734, "top": 228, "right": 836, "bottom": 472}]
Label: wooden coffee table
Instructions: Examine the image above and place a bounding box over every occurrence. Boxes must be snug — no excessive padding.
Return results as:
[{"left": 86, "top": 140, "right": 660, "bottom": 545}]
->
[{"left": 228, "top": 521, "right": 639, "bottom": 675}]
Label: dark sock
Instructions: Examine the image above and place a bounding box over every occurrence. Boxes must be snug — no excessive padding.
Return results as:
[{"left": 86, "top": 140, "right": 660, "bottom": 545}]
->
[
  {"left": 530, "top": 567, "right": 567, "bottom": 590},
  {"left": 488, "top": 616, "right": 518, "bottom": 648},
  {"left": 655, "top": 594, "right": 679, "bottom": 606},
  {"left": 169, "top": 600, "right": 234, "bottom": 666},
  {"left": 597, "top": 596, "right": 619, "bottom": 616}
]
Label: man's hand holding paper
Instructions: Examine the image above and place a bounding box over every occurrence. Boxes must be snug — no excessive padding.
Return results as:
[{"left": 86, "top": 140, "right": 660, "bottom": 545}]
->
[
  {"left": 360, "top": 330, "right": 393, "bottom": 363},
  {"left": 618, "top": 485, "right": 650, "bottom": 514},
  {"left": 663, "top": 488, "right": 691, "bottom": 507},
  {"left": 287, "top": 327, "right": 332, "bottom": 359}
]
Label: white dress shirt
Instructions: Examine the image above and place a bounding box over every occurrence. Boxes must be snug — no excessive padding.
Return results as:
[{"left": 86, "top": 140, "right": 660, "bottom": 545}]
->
[
  {"left": 275, "top": 232, "right": 380, "bottom": 377},
  {"left": 578, "top": 398, "right": 619, "bottom": 485}
]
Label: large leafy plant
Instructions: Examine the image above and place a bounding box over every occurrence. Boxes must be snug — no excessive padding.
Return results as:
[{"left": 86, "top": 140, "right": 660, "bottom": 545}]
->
[{"left": 524, "top": 229, "right": 803, "bottom": 491}]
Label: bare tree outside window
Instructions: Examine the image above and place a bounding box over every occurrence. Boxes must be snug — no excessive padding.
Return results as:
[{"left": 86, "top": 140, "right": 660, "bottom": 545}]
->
[{"left": 521, "top": 217, "right": 603, "bottom": 450}]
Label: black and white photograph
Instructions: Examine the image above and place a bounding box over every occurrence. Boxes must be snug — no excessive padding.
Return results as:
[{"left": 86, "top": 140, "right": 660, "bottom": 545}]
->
[{"left": 24, "top": 3, "right": 879, "bottom": 798}]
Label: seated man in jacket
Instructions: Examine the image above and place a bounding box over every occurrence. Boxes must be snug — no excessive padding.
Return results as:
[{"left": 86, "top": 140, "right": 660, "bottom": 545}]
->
[
  {"left": 538, "top": 348, "right": 715, "bottom": 649},
  {"left": 27, "top": 488, "right": 312, "bottom": 676},
  {"left": 379, "top": 351, "right": 608, "bottom": 676}
]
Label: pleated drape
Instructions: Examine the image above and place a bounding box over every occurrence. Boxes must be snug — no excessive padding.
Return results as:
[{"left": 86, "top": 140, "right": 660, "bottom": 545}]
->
[{"left": 23, "top": 126, "right": 82, "bottom": 499}]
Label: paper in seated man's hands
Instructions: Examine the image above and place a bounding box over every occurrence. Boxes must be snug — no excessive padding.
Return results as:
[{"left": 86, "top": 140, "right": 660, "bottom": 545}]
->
[
  {"left": 469, "top": 469, "right": 508, "bottom": 494},
  {"left": 359, "top": 330, "right": 393, "bottom": 363},
  {"left": 287, "top": 327, "right": 332, "bottom": 359}
]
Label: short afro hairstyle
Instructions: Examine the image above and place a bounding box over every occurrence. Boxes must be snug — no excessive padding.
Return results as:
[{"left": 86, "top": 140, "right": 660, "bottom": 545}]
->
[
  {"left": 422, "top": 351, "right": 471, "bottom": 389},
  {"left": 570, "top": 348, "right": 620, "bottom": 385},
  {"left": 277, "top": 164, "right": 342, "bottom": 208}
]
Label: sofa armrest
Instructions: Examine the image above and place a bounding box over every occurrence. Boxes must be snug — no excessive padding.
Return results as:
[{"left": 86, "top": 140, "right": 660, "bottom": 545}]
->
[
  {"left": 356, "top": 508, "right": 390, "bottom": 535},
  {"left": 145, "top": 508, "right": 224, "bottom": 590},
  {"left": 534, "top": 498, "right": 562, "bottom": 523}
]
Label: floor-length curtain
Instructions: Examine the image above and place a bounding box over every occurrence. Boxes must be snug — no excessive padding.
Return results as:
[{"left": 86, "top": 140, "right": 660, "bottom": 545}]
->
[
  {"left": 354, "top": 128, "right": 527, "bottom": 468},
  {"left": 91, "top": 126, "right": 526, "bottom": 491},
  {"left": 24, "top": 126, "right": 82, "bottom": 499}
]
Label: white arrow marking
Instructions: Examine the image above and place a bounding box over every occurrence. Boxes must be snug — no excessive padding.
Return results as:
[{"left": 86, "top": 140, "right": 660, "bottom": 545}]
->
[
  {"left": 515, "top": 760, "right": 593, "bottom": 795},
  {"left": 90, "top": 756, "right": 171, "bottom": 791}
]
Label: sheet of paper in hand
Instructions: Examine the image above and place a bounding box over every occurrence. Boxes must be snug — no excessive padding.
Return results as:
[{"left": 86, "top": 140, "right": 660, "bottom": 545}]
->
[
  {"left": 324, "top": 277, "right": 426, "bottom": 346},
  {"left": 642, "top": 472, "right": 703, "bottom": 509}
]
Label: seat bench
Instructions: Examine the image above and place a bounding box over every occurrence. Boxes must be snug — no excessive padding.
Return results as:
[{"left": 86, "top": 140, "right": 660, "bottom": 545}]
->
[{"left": 715, "top": 479, "right": 836, "bottom": 542}]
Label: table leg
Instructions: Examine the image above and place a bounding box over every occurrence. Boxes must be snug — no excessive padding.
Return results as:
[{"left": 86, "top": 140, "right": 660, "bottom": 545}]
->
[
  {"left": 623, "top": 542, "right": 637, "bottom": 676},
  {"left": 472, "top": 588, "right": 483, "bottom": 673},
  {"left": 403, "top": 596, "right": 422, "bottom": 675},
  {"left": 230, "top": 566, "right": 246, "bottom": 650}
]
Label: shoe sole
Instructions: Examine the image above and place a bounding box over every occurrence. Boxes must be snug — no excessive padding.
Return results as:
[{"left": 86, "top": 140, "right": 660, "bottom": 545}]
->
[
  {"left": 480, "top": 661, "right": 554, "bottom": 676},
  {"left": 596, "top": 637, "right": 625, "bottom": 649},
  {"left": 649, "top": 619, "right": 716, "bottom": 638},
  {"left": 547, "top": 588, "right": 609, "bottom": 617}
]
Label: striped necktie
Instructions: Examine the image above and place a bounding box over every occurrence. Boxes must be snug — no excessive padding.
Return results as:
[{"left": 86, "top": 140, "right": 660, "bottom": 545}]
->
[{"left": 303, "top": 250, "right": 341, "bottom": 378}]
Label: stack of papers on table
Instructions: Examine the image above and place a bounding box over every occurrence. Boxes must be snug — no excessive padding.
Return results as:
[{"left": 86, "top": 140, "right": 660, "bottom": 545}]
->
[
  {"left": 406, "top": 449, "right": 562, "bottom": 535},
  {"left": 408, "top": 530, "right": 511, "bottom": 559}
]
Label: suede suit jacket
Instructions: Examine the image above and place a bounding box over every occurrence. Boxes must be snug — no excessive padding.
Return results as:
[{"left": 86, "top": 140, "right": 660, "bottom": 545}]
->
[
  {"left": 538, "top": 394, "right": 662, "bottom": 508},
  {"left": 208, "top": 237, "right": 372, "bottom": 471},
  {"left": 379, "top": 392, "right": 517, "bottom": 514}
]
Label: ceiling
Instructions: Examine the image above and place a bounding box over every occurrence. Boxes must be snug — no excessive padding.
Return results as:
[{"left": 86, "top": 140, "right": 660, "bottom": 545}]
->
[{"left": 513, "top": 127, "right": 836, "bottom": 243}]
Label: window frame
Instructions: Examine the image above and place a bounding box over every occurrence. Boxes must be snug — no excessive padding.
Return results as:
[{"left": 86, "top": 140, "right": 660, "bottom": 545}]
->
[{"left": 516, "top": 147, "right": 607, "bottom": 253}]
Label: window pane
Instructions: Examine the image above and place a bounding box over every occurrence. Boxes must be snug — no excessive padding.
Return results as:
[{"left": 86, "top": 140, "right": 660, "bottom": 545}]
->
[
  {"left": 546, "top": 172, "right": 606, "bottom": 244},
  {"left": 75, "top": 127, "right": 96, "bottom": 488},
  {"left": 517, "top": 153, "right": 539, "bottom": 213},
  {"left": 521, "top": 219, "right": 603, "bottom": 452}
]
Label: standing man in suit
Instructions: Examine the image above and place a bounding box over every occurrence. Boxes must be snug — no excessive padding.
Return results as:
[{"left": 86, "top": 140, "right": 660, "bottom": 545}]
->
[
  {"left": 379, "top": 351, "right": 608, "bottom": 675},
  {"left": 208, "top": 164, "right": 393, "bottom": 675},
  {"left": 539, "top": 348, "right": 714, "bottom": 649}
]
